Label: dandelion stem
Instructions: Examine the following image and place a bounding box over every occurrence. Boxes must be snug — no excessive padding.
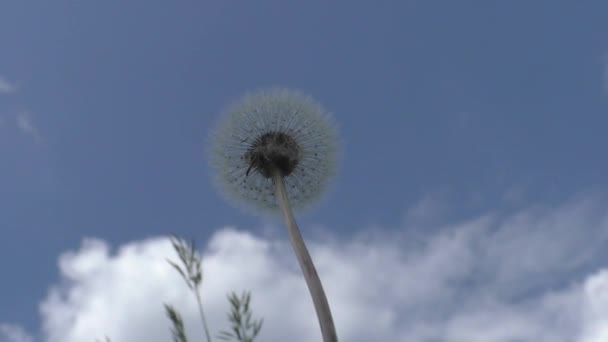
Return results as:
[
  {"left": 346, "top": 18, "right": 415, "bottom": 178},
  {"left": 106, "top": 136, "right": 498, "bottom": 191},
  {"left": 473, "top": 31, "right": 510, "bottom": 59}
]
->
[{"left": 274, "top": 172, "right": 338, "bottom": 342}]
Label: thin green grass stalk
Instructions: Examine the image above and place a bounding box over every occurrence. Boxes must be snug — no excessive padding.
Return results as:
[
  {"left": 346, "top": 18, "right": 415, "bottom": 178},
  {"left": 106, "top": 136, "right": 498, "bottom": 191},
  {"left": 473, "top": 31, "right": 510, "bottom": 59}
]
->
[
  {"left": 217, "top": 291, "right": 263, "bottom": 342},
  {"left": 166, "top": 236, "right": 263, "bottom": 342},
  {"left": 194, "top": 286, "right": 213, "bottom": 342},
  {"left": 165, "top": 304, "right": 189, "bottom": 342},
  {"left": 167, "top": 236, "right": 213, "bottom": 342},
  {"left": 274, "top": 173, "right": 338, "bottom": 342}
]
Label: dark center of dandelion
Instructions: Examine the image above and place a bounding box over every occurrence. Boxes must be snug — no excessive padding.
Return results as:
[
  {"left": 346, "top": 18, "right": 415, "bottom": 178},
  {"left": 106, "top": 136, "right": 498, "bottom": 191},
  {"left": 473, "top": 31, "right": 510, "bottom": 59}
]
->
[{"left": 244, "top": 131, "right": 301, "bottom": 178}]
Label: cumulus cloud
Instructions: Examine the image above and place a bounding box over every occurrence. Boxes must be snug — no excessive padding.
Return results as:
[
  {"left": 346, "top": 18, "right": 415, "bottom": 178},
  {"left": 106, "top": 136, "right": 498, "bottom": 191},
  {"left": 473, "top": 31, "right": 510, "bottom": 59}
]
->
[
  {"left": 39, "top": 196, "right": 608, "bottom": 342},
  {"left": 0, "top": 323, "right": 33, "bottom": 342},
  {"left": 580, "top": 270, "right": 608, "bottom": 342}
]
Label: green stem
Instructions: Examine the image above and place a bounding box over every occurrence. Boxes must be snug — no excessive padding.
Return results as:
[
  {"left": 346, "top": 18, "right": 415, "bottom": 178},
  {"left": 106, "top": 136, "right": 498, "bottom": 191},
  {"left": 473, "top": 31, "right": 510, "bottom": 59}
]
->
[
  {"left": 274, "top": 173, "right": 338, "bottom": 342},
  {"left": 194, "top": 289, "right": 213, "bottom": 342}
]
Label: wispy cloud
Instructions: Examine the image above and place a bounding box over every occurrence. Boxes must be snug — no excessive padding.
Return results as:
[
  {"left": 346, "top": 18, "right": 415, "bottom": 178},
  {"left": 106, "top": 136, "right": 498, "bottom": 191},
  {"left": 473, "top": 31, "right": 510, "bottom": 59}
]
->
[
  {"left": 0, "top": 323, "right": 34, "bottom": 342},
  {"left": 38, "top": 195, "right": 608, "bottom": 342},
  {"left": 0, "top": 76, "right": 17, "bottom": 94},
  {"left": 16, "top": 112, "right": 42, "bottom": 142}
]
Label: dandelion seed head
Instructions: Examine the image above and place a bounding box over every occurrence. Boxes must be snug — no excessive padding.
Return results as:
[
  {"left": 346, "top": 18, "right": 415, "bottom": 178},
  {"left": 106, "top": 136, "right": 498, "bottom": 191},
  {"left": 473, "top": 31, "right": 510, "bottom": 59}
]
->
[{"left": 211, "top": 87, "right": 338, "bottom": 213}]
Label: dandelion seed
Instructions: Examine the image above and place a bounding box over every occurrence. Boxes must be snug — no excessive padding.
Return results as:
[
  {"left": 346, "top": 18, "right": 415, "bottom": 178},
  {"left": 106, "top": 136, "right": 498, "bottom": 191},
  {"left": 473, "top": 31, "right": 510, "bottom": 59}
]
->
[
  {"left": 211, "top": 87, "right": 337, "bottom": 213},
  {"left": 211, "top": 87, "right": 340, "bottom": 342}
]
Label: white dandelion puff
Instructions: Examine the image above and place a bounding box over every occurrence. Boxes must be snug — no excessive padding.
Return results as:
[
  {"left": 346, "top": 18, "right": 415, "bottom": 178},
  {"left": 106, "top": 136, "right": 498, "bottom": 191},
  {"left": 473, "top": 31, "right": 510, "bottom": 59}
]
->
[
  {"left": 211, "top": 87, "right": 338, "bottom": 213},
  {"left": 211, "top": 87, "right": 340, "bottom": 342}
]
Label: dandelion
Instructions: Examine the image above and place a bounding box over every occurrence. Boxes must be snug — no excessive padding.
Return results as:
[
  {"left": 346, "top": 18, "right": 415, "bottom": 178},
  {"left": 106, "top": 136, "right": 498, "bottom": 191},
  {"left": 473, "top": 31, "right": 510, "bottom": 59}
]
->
[
  {"left": 211, "top": 88, "right": 337, "bottom": 213},
  {"left": 211, "top": 87, "right": 339, "bottom": 342}
]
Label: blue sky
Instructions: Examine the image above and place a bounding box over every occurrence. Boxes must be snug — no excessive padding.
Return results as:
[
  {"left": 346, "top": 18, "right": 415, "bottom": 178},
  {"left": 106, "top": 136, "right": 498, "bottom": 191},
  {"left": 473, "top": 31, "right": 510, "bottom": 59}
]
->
[{"left": 1, "top": 1, "right": 608, "bottom": 341}]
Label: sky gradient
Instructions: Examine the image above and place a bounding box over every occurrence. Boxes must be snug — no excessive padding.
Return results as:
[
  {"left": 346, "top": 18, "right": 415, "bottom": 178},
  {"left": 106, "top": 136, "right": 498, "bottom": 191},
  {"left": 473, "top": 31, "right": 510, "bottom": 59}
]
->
[{"left": 1, "top": 1, "right": 608, "bottom": 341}]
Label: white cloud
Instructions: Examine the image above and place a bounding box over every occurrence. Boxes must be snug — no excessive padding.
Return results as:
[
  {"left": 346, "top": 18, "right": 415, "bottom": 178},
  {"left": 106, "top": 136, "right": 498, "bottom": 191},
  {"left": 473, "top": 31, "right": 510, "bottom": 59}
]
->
[
  {"left": 580, "top": 270, "right": 608, "bottom": 342},
  {"left": 0, "top": 324, "right": 33, "bottom": 342},
  {"left": 15, "top": 112, "right": 41, "bottom": 141},
  {"left": 404, "top": 191, "right": 449, "bottom": 224},
  {"left": 0, "top": 76, "right": 16, "bottom": 94},
  {"left": 39, "top": 196, "right": 608, "bottom": 342}
]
